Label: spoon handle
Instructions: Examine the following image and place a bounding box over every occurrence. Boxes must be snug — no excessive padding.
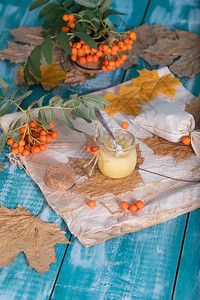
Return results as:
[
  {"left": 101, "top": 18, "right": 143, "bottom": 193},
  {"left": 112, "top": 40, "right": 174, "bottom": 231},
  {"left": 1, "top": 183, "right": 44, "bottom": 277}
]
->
[{"left": 93, "top": 107, "right": 118, "bottom": 149}]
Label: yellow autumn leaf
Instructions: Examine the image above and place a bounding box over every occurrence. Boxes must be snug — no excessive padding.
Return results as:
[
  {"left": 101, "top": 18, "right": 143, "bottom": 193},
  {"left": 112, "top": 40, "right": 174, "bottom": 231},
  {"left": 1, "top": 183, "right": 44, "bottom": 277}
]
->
[
  {"left": 104, "top": 83, "right": 150, "bottom": 116},
  {"left": 18, "top": 60, "right": 69, "bottom": 90},
  {"left": 131, "top": 69, "right": 182, "bottom": 100}
]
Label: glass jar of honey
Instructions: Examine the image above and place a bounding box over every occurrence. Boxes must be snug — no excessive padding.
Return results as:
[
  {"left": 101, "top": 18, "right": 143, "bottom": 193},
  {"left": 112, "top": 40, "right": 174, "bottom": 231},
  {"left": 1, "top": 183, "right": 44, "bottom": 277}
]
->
[{"left": 97, "top": 130, "right": 137, "bottom": 179}]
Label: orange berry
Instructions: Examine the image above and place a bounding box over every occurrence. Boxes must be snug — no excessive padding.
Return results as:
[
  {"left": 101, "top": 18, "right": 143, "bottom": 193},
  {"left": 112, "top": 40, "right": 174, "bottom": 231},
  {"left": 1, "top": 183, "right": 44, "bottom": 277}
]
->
[
  {"left": 111, "top": 45, "right": 118, "bottom": 52},
  {"left": 77, "top": 49, "right": 84, "bottom": 56},
  {"left": 129, "top": 32, "right": 137, "bottom": 41},
  {"left": 86, "top": 55, "right": 93, "bottom": 63},
  {"left": 96, "top": 50, "right": 103, "bottom": 57},
  {"left": 91, "top": 146, "right": 98, "bottom": 152},
  {"left": 40, "top": 144, "right": 47, "bottom": 151},
  {"left": 127, "top": 44, "right": 132, "bottom": 50},
  {"left": 103, "top": 45, "right": 109, "bottom": 52},
  {"left": 68, "top": 21, "right": 75, "bottom": 29},
  {"left": 11, "top": 148, "right": 18, "bottom": 155},
  {"left": 19, "top": 140, "right": 25, "bottom": 147},
  {"left": 88, "top": 200, "right": 96, "bottom": 208},
  {"left": 37, "top": 126, "right": 43, "bottom": 132},
  {"left": 121, "top": 122, "right": 129, "bottom": 129},
  {"left": 129, "top": 204, "right": 137, "bottom": 213},
  {"left": 126, "top": 30, "right": 131, "bottom": 35},
  {"left": 107, "top": 66, "right": 113, "bottom": 71},
  {"left": 111, "top": 51, "right": 117, "bottom": 56},
  {"left": 7, "top": 138, "right": 14, "bottom": 145},
  {"left": 24, "top": 144, "right": 31, "bottom": 150},
  {"left": 22, "top": 149, "right": 30, "bottom": 157},
  {"left": 52, "top": 131, "right": 58, "bottom": 138},
  {"left": 18, "top": 146, "right": 24, "bottom": 154},
  {"left": 84, "top": 48, "right": 90, "bottom": 55},
  {"left": 68, "top": 14, "right": 75, "bottom": 21},
  {"left": 98, "top": 44, "right": 103, "bottom": 51},
  {"left": 123, "top": 38, "right": 130, "bottom": 45},
  {"left": 62, "top": 14, "right": 69, "bottom": 21},
  {"left": 112, "top": 67, "right": 116, "bottom": 71},
  {"left": 19, "top": 126, "right": 27, "bottom": 134},
  {"left": 93, "top": 55, "right": 99, "bottom": 62},
  {"left": 46, "top": 135, "right": 52, "bottom": 143},
  {"left": 91, "top": 48, "right": 97, "bottom": 54},
  {"left": 39, "top": 135, "right": 47, "bottom": 142},
  {"left": 102, "top": 66, "right": 107, "bottom": 72},
  {"left": 103, "top": 60, "right": 109, "bottom": 66},
  {"left": 62, "top": 26, "right": 70, "bottom": 33},
  {"left": 50, "top": 122, "right": 54, "bottom": 129},
  {"left": 108, "top": 61, "right": 115, "bottom": 67},
  {"left": 121, "top": 45, "right": 127, "bottom": 51},
  {"left": 40, "top": 129, "right": 47, "bottom": 136},
  {"left": 82, "top": 44, "right": 89, "bottom": 50},
  {"left": 121, "top": 54, "right": 127, "bottom": 61},
  {"left": 85, "top": 145, "right": 92, "bottom": 152},
  {"left": 118, "top": 41, "right": 124, "bottom": 48},
  {"left": 71, "top": 55, "right": 77, "bottom": 61},
  {"left": 120, "top": 201, "right": 129, "bottom": 209},
  {"left": 91, "top": 150, "right": 99, "bottom": 156},
  {"left": 76, "top": 42, "right": 82, "bottom": 49},
  {"left": 115, "top": 61, "right": 120, "bottom": 67},
  {"left": 12, "top": 142, "right": 19, "bottom": 148},
  {"left": 79, "top": 56, "right": 86, "bottom": 64},
  {"left": 30, "top": 121, "right": 36, "bottom": 128},
  {"left": 135, "top": 200, "right": 144, "bottom": 209},
  {"left": 182, "top": 136, "right": 191, "bottom": 145},
  {"left": 80, "top": 40, "right": 85, "bottom": 44},
  {"left": 72, "top": 47, "right": 78, "bottom": 55}
]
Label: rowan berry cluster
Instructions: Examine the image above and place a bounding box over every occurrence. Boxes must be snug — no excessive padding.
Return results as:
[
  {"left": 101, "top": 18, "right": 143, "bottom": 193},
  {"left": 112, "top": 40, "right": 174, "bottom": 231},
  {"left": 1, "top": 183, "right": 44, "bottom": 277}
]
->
[
  {"left": 62, "top": 14, "right": 137, "bottom": 72},
  {"left": 85, "top": 145, "right": 99, "bottom": 156},
  {"left": 7, "top": 121, "right": 58, "bottom": 157}
]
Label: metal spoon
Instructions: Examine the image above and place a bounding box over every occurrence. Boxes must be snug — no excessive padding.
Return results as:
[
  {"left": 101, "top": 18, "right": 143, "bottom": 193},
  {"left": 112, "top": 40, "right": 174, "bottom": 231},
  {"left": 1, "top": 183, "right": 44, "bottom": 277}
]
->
[{"left": 93, "top": 107, "right": 124, "bottom": 150}]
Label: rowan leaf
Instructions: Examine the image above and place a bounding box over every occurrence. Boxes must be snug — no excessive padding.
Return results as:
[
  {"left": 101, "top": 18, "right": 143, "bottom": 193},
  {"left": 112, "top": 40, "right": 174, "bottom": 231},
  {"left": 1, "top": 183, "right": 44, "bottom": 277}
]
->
[
  {"left": 0, "top": 205, "right": 72, "bottom": 274},
  {"left": 131, "top": 69, "right": 182, "bottom": 100}
]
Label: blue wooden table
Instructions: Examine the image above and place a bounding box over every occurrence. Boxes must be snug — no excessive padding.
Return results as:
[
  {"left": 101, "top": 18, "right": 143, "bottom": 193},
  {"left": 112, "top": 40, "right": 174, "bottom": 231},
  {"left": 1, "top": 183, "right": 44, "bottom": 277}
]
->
[{"left": 0, "top": 1, "right": 199, "bottom": 299}]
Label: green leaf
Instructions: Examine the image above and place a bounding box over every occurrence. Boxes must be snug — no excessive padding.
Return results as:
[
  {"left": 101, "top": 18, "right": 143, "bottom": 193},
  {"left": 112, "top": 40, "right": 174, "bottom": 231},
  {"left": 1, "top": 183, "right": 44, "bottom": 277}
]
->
[
  {"left": 0, "top": 78, "right": 8, "bottom": 96},
  {"left": 97, "top": 0, "right": 104, "bottom": 6},
  {"left": 11, "top": 118, "right": 21, "bottom": 131},
  {"left": 0, "top": 104, "right": 12, "bottom": 117},
  {"left": 63, "top": 99, "right": 79, "bottom": 108},
  {"left": 24, "top": 61, "right": 37, "bottom": 83},
  {"left": 84, "top": 94, "right": 110, "bottom": 106},
  {"left": 74, "top": 32, "right": 98, "bottom": 49},
  {"left": 89, "top": 107, "right": 98, "bottom": 120},
  {"left": 103, "top": 9, "right": 126, "bottom": 19},
  {"left": 29, "top": 45, "right": 42, "bottom": 78},
  {"left": 57, "top": 32, "right": 72, "bottom": 55},
  {"left": 70, "top": 4, "right": 84, "bottom": 13},
  {"left": 11, "top": 131, "right": 20, "bottom": 143},
  {"left": 84, "top": 100, "right": 104, "bottom": 111},
  {"left": 43, "top": 7, "right": 63, "bottom": 26},
  {"left": 38, "top": 95, "right": 47, "bottom": 107},
  {"left": 39, "top": 2, "right": 57, "bottom": 20},
  {"left": 14, "top": 90, "right": 33, "bottom": 103},
  {"left": 105, "top": 18, "right": 116, "bottom": 31},
  {"left": 63, "top": 0, "right": 75, "bottom": 9},
  {"left": 49, "top": 95, "right": 63, "bottom": 107},
  {"left": 74, "top": 0, "right": 96, "bottom": 8},
  {"left": 46, "top": 108, "right": 54, "bottom": 122},
  {"left": 71, "top": 108, "right": 92, "bottom": 123},
  {"left": 99, "top": 0, "right": 113, "bottom": 12},
  {"left": 0, "top": 135, "right": 7, "bottom": 153},
  {"left": 38, "top": 110, "right": 51, "bottom": 129},
  {"left": 29, "top": 0, "right": 50, "bottom": 11},
  {"left": 40, "top": 37, "right": 52, "bottom": 66},
  {"left": 60, "top": 110, "right": 82, "bottom": 132}
]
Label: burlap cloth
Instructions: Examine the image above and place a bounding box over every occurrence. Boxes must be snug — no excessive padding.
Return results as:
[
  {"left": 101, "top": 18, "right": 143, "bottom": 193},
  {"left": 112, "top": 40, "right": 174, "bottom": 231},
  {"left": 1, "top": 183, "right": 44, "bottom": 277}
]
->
[{"left": 1, "top": 67, "right": 200, "bottom": 246}]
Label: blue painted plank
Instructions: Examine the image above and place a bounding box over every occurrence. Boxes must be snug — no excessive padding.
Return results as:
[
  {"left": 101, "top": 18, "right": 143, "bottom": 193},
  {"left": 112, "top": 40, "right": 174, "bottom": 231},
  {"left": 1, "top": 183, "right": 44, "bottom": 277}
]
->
[
  {"left": 51, "top": 216, "right": 187, "bottom": 300},
  {"left": 173, "top": 209, "right": 200, "bottom": 300}
]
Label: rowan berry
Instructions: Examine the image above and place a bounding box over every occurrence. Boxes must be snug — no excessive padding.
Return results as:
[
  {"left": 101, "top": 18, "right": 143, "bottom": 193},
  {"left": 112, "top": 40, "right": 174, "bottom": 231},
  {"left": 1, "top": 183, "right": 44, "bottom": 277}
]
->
[
  {"left": 129, "top": 32, "right": 137, "bottom": 40},
  {"left": 135, "top": 200, "right": 144, "bottom": 209},
  {"left": 62, "top": 14, "right": 69, "bottom": 21},
  {"left": 11, "top": 148, "right": 18, "bottom": 155},
  {"left": 52, "top": 131, "right": 58, "bottom": 138},
  {"left": 7, "top": 138, "right": 14, "bottom": 145},
  {"left": 68, "top": 14, "right": 75, "bottom": 21},
  {"left": 88, "top": 200, "right": 96, "bottom": 208},
  {"left": 120, "top": 201, "right": 129, "bottom": 209},
  {"left": 182, "top": 136, "right": 191, "bottom": 145},
  {"left": 129, "top": 204, "right": 137, "bottom": 213},
  {"left": 121, "top": 54, "right": 127, "bottom": 61},
  {"left": 40, "top": 144, "right": 47, "bottom": 151},
  {"left": 121, "top": 122, "right": 129, "bottom": 129},
  {"left": 22, "top": 149, "right": 30, "bottom": 157},
  {"left": 30, "top": 121, "right": 36, "bottom": 128},
  {"left": 12, "top": 142, "right": 19, "bottom": 148},
  {"left": 85, "top": 145, "right": 92, "bottom": 152},
  {"left": 62, "top": 26, "right": 70, "bottom": 33}
]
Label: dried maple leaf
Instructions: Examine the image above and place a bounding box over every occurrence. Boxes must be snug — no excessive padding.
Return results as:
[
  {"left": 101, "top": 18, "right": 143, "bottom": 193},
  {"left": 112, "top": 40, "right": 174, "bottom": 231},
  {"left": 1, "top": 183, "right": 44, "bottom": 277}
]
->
[
  {"left": 139, "top": 135, "right": 195, "bottom": 163},
  {"left": 17, "top": 61, "right": 69, "bottom": 90},
  {"left": 0, "top": 41, "right": 36, "bottom": 64},
  {"left": 122, "top": 23, "right": 177, "bottom": 69},
  {"left": 0, "top": 205, "right": 72, "bottom": 274},
  {"left": 69, "top": 144, "right": 144, "bottom": 198},
  {"left": 104, "top": 83, "right": 150, "bottom": 116},
  {"left": 185, "top": 94, "right": 200, "bottom": 130},
  {"left": 141, "top": 29, "right": 200, "bottom": 78},
  {"left": 131, "top": 69, "right": 182, "bottom": 100}
]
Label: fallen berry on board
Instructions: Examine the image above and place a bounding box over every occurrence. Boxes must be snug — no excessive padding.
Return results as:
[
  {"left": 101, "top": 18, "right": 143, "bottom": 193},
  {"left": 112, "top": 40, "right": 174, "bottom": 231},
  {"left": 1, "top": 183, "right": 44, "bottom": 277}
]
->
[
  {"left": 135, "top": 200, "right": 144, "bottom": 209},
  {"left": 88, "top": 200, "right": 96, "bottom": 208},
  {"left": 182, "top": 136, "right": 191, "bottom": 145},
  {"left": 129, "top": 204, "right": 137, "bottom": 213},
  {"left": 121, "top": 122, "right": 129, "bottom": 129},
  {"left": 85, "top": 145, "right": 92, "bottom": 152},
  {"left": 120, "top": 201, "right": 129, "bottom": 209}
]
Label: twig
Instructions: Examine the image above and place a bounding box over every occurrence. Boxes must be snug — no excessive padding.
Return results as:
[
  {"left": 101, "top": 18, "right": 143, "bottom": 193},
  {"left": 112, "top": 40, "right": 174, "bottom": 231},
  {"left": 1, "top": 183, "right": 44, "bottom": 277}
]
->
[{"left": 89, "top": 154, "right": 99, "bottom": 176}]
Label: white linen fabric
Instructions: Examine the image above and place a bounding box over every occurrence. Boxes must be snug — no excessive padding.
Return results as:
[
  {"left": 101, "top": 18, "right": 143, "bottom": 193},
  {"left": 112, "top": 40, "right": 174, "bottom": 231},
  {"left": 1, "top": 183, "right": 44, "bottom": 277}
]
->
[{"left": 132, "top": 99, "right": 200, "bottom": 157}]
